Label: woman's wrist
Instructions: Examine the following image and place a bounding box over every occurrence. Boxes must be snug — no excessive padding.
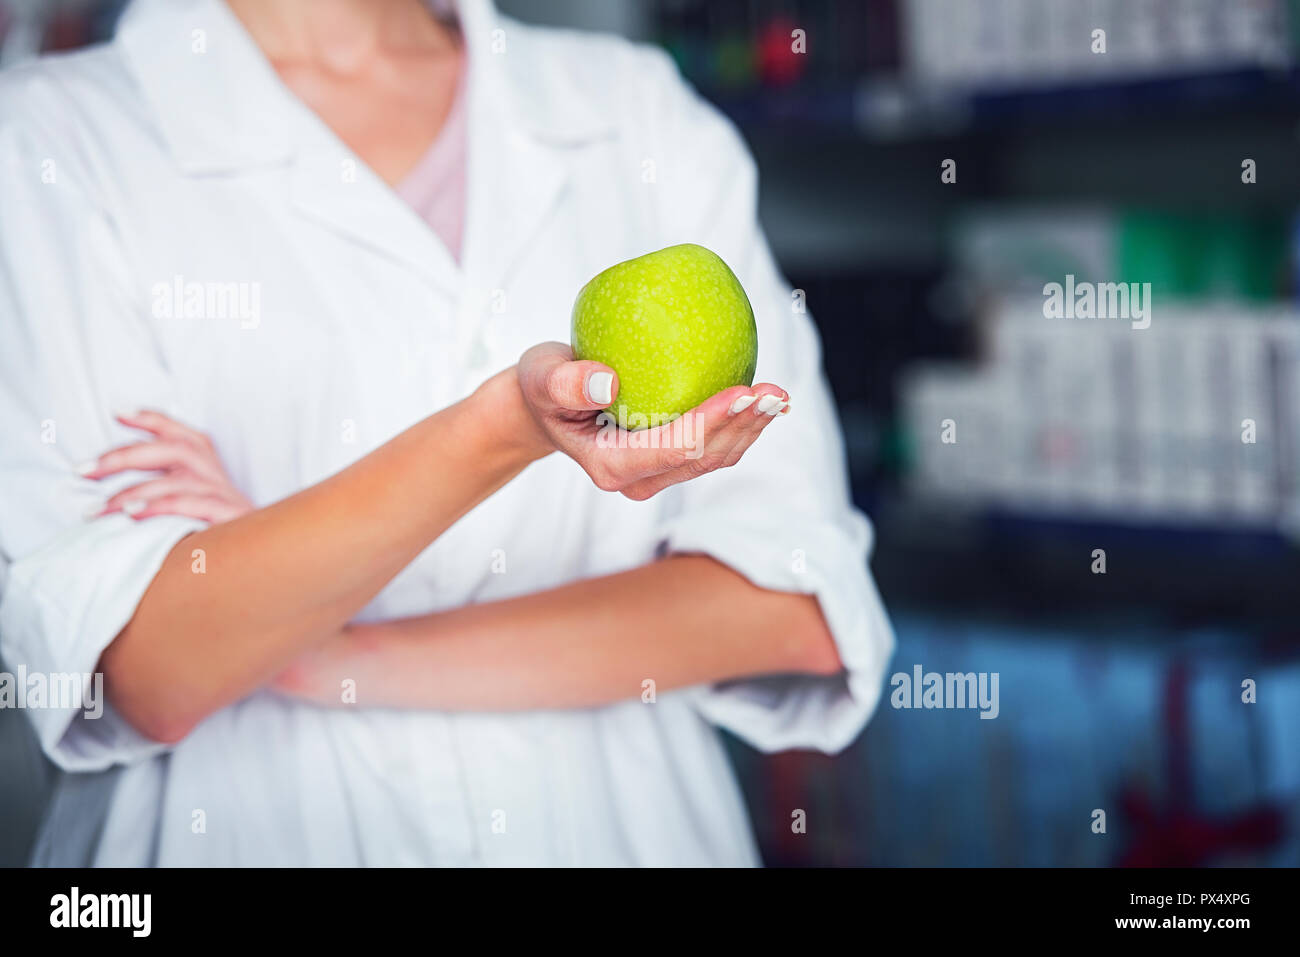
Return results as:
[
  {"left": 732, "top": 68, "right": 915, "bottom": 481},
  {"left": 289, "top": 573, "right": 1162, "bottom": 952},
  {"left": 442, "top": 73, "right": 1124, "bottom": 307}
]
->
[{"left": 466, "top": 366, "right": 554, "bottom": 469}]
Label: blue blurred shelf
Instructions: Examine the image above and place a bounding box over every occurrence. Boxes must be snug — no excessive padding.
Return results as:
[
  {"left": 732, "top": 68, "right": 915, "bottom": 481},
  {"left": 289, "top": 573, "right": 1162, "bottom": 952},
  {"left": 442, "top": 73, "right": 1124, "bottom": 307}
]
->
[
  {"left": 697, "top": 66, "right": 1300, "bottom": 137},
  {"left": 867, "top": 495, "right": 1300, "bottom": 630},
  {"left": 965, "top": 66, "right": 1300, "bottom": 124},
  {"left": 982, "top": 509, "right": 1295, "bottom": 557}
]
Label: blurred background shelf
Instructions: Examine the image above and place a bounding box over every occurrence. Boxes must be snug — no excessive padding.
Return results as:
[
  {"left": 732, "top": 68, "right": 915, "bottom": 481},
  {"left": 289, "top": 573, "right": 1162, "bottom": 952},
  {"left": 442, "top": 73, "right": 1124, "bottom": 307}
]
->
[
  {"left": 702, "top": 66, "right": 1300, "bottom": 139},
  {"left": 872, "top": 497, "right": 1300, "bottom": 629}
]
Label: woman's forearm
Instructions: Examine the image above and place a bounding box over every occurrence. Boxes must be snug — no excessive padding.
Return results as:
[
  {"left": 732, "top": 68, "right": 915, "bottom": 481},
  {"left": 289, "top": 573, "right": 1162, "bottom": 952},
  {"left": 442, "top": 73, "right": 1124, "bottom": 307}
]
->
[
  {"left": 276, "top": 555, "right": 844, "bottom": 711},
  {"left": 101, "top": 370, "right": 548, "bottom": 742}
]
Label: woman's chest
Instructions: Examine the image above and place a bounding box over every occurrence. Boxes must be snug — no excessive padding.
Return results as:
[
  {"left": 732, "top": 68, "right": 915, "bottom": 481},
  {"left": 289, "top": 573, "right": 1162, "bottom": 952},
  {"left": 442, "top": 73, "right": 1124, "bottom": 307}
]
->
[
  {"left": 131, "top": 155, "right": 646, "bottom": 491},
  {"left": 123, "top": 157, "right": 665, "bottom": 600}
]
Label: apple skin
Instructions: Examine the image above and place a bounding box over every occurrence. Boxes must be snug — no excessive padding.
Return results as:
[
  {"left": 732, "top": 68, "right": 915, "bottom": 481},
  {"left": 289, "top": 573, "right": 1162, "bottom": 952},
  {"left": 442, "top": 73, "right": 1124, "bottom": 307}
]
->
[{"left": 570, "top": 244, "right": 758, "bottom": 429}]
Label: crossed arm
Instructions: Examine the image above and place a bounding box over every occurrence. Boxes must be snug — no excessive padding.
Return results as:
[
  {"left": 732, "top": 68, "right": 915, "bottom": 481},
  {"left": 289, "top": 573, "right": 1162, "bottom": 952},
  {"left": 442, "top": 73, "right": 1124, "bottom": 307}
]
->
[
  {"left": 92, "top": 350, "right": 839, "bottom": 742},
  {"left": 273, "top": 554, "right": 840, "bottom": 711}
]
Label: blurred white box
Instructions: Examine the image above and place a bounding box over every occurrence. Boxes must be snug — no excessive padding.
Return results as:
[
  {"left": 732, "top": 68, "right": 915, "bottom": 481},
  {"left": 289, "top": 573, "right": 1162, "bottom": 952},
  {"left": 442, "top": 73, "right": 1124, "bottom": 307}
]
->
[{"left": 901, "top": 297, "right": 1300, "bottom": 533}]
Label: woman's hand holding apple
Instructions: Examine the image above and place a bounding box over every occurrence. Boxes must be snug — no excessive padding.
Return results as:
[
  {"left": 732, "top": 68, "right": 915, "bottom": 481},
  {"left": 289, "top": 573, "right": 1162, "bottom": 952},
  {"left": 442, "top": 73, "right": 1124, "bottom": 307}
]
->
[{"left": 515, "top": 341, "right": 788, "bottom": 501}]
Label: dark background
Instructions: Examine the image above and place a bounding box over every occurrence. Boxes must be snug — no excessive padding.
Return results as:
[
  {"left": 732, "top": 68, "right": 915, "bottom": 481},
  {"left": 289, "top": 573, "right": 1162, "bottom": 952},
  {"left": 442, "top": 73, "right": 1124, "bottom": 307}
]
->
[{"left": 3, "top": 0, "right": 1299, "bottom": 866}]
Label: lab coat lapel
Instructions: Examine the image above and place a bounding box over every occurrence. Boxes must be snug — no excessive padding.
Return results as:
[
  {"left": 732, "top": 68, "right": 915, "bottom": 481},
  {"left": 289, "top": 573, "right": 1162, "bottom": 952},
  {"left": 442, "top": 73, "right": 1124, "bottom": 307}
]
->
[
  {"left": 455, "top": 0, "right": 618, "bottom": 307},
  {"left": 286, "top": 148, "right": 464, "bottom": 299},
  {"left": 457, "top": 1, "right": 569, "bottom": 306},
  {"left": 117, "top": 0, "right": 463, "bottom": 298},
  {"left": 287, "top": 0, "right": 589, "bottom": 307},
  {"left": 460, "top": 94, "right": 570, "bottom": 307},
  {"left": 117, "top": 0, "right": 617, "bottom": 310}
]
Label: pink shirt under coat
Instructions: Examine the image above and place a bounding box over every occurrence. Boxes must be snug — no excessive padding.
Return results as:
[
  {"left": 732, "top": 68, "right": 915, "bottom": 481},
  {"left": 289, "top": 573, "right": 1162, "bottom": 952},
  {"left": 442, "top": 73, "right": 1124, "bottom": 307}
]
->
[{"left": 394, "top": 67, "right": 467, "bottom": 264}]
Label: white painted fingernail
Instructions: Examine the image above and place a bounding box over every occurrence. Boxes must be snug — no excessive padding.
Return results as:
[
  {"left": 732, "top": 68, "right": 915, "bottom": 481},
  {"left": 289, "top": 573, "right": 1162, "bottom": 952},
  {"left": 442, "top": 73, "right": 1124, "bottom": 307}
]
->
[
  {"left": 76, "top": 460, "right": 97, "bottom": 475},
  {"left": 123, "top": 499, "right": 146, "bottom": 516},
  {"left": 729, "top": 395, "right": 757, "bottom": 414},
  {"left": 765, "top": 399, "right": 789, "bottom": 417},
  {"left": 112, "top": 408, "right": 138, "bottom": 420},
  {"left": 755, "top": 395, "right": 784, "bottom": 415},
  {"left": 83, "top": 503, "right": 102, "bottom": 519},
  {"left": 586, "top": 371, "right": 614, "bottom": 406}
]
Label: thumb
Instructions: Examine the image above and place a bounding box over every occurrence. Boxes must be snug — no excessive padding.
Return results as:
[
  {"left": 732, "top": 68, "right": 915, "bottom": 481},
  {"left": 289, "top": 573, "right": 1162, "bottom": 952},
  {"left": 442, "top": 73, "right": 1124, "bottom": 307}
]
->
[{"left": 521, "top": 342, "right": 619, "bottom": 413}]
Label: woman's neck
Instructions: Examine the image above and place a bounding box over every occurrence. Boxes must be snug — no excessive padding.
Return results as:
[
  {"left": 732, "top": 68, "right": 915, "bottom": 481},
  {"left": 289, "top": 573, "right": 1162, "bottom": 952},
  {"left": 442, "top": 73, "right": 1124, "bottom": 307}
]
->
[{"left": 225, "top": 0, "right": 455, "bottom": 74}]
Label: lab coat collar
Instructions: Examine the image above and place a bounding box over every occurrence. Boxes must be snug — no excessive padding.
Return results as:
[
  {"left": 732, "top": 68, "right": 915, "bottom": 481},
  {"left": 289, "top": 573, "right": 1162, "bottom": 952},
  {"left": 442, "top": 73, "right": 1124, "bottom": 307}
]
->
[
  {"left": 454, "top": 0, "right": 618, "bottom": 146},
  {"left": 454, "top": 0, "right": 612, "bottom": 305},
  {"left": 114, "top": 0, "right": 616, "bottom": 171},
  {"left": 115, "top": 0, "right": 298, "bottom": 173},
  {"left": 115, "top": 0, "right": 616, "bottom": 298}
]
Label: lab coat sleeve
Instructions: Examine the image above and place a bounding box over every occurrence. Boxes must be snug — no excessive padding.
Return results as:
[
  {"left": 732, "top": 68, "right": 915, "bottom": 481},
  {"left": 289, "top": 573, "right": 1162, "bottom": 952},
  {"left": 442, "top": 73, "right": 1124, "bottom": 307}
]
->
[
  {"left": 0, "top": 87, "right": 205, "bottom": 771},
  {"left": 638, "top": 49, "right": 896, "bottom": 754}
]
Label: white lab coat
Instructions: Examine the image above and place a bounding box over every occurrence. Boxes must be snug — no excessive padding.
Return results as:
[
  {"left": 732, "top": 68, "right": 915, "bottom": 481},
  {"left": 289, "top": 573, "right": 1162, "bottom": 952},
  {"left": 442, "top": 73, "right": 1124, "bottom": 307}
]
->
[{"left": 0, "top": 0, "right": 894, "bottom": 866}]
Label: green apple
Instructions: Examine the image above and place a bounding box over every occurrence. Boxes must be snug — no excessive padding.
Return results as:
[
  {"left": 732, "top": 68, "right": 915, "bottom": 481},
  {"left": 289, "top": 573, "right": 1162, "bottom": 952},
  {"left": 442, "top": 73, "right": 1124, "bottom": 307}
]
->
[{"left": 570, "top": 243, "right": 758, "bottom": 429}]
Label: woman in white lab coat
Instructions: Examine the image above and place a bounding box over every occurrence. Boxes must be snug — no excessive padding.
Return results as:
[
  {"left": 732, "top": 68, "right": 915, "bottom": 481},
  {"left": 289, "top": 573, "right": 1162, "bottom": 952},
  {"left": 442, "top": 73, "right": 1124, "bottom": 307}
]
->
[{"left": 0, "top": 0, "right": 893, "bottom": 866}]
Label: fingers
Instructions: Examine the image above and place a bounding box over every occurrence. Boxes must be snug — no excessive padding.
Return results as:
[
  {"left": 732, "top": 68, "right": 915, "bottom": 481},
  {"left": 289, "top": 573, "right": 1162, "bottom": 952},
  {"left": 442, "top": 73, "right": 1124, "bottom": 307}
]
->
[
  {"left": 77, "top": 410, "right": 250, "bottom": 524},
  {"left": 586, "top": 383, "right": 790, "bottom": 497},
  {"left": 619, "top": 401, "right": 780, "bottom": 502},
  {"left": 715, "top": 382, "right": 790, "bottom": 466},
  {"left": 721, "top": 382, "right": 790, "bottom": 418},
  {"left": 120, "top": 493, "right": 247, "bottom": 524},
  {"left": 78, "top": 440, "right": 221, "bottom": 482},
  {"left": 98, "top": 475, "right": 232, "bottom": 515},
  {"left": 114, "top": 408, "right": 210, "bottom": 448},
  {"left": 666, "top": 382, "right": 788, "bottom": 465},
  {"left": 519, "top": 341, "right": 618, "bottom": 415},
  {"left": 92, "top": 473, "right": 252, "bottom": 523}
]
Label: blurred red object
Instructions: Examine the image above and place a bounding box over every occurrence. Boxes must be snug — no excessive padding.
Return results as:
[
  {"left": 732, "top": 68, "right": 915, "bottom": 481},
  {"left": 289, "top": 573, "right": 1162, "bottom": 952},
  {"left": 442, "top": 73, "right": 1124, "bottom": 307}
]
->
[
  {"left": 1118, "top": 661, "right": 1284, "bottom": 866},
  {"left": 46, "top": 10, "right": 92, "bottom": 52},
  {"left": 757, "top": 17, "right": 806, "bottom": 88}
]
